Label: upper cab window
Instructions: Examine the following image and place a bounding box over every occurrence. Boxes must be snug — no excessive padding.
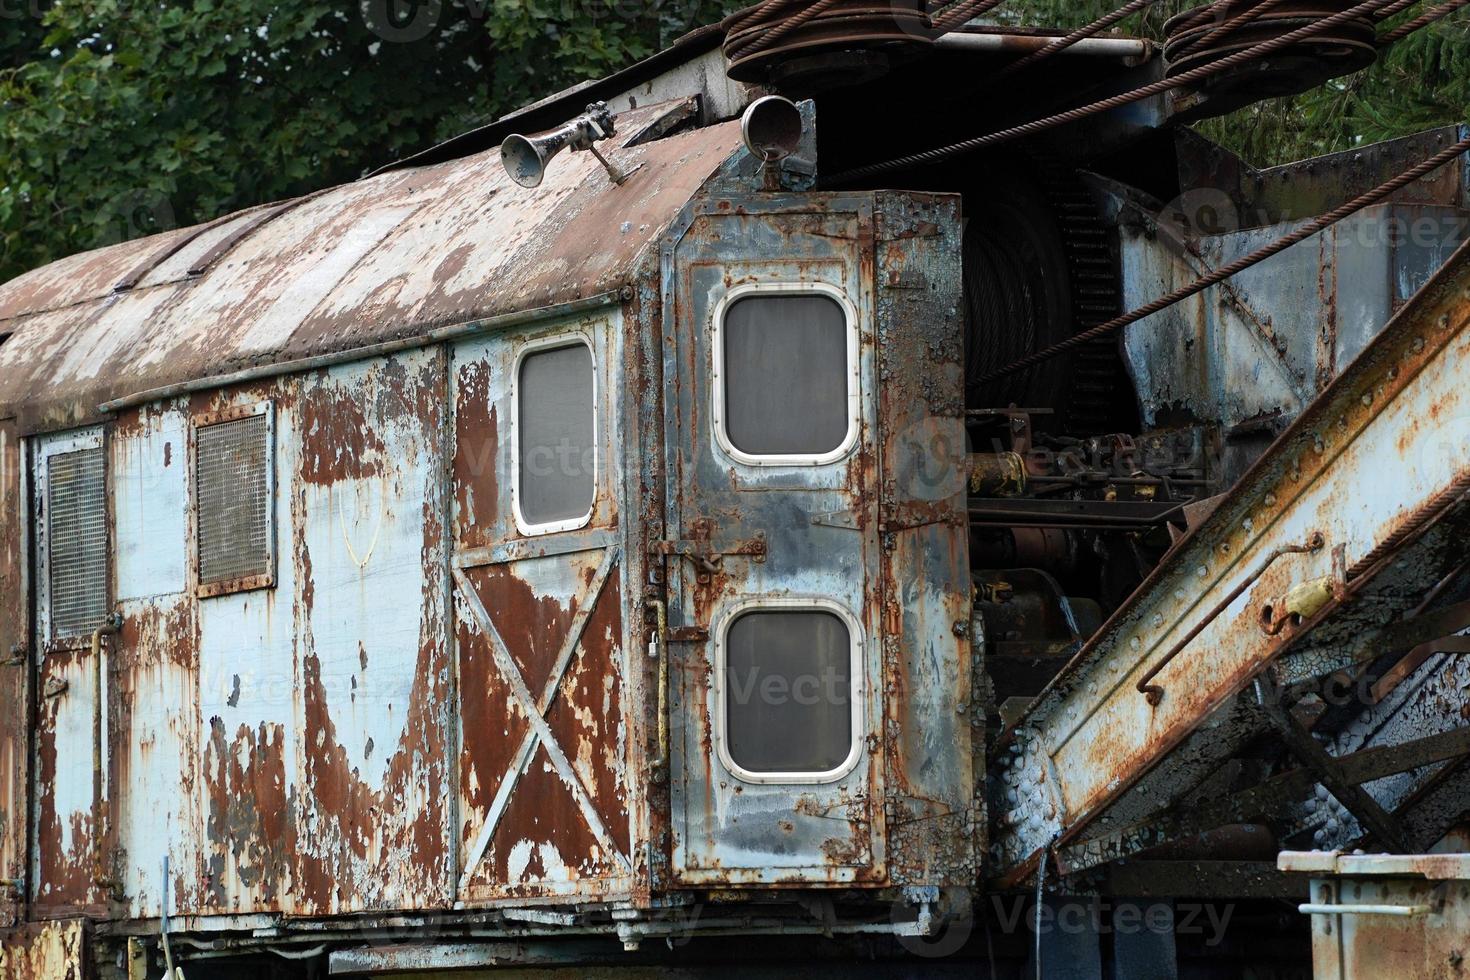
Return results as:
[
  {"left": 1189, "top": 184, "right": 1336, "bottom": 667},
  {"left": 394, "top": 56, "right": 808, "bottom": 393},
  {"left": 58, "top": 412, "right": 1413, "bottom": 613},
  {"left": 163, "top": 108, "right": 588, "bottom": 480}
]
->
[
  {"left": 714, "top": 287, "right": 858, "bottom": 466},
  {"left": 514, "top": 339, "right": 596, "bottom": 535}
]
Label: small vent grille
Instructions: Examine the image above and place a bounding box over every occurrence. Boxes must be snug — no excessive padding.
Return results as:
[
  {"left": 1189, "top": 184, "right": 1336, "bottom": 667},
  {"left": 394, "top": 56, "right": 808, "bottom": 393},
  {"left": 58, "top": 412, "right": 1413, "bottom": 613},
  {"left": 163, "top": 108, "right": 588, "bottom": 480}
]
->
[
  {"left": 47, "top": 447, "right": 108, "bottom": 638},
  {"left": 196, "top": 413, "right": 272, "bottom": 589}
]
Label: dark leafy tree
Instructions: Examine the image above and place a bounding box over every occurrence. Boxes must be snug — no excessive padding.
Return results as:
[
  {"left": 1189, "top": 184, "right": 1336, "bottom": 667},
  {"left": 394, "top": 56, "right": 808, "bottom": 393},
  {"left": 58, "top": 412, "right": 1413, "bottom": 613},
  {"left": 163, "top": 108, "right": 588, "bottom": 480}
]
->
[
  {"left": 0, "top": 0, "right": 738, "bottom": 281},
  {"left": 1, "top": 0, "right": 1462, "bottom": 282}
]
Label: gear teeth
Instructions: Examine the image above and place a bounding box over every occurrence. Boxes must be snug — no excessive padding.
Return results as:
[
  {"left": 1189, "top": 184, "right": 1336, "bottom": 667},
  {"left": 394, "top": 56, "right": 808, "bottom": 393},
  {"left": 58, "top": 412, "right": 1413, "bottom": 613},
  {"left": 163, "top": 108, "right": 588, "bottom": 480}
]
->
[{"left": 1038, "top": 165, "right": 1130, "bottom": 435}]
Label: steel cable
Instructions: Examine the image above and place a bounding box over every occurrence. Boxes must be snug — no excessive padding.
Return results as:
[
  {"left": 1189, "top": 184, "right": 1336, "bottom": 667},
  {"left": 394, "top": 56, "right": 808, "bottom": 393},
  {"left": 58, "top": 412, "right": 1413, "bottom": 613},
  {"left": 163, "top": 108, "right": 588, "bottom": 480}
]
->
[
  {"left": 829, "top": 0, "right": 1400, "bottom": 183},
  {"left": 991, "top": 0, "right": 1161, "bottom": 80},
  {"left": 1371, "top": 0, "right": 1426, "bottom": 19},
  {"left": 726, "top": 0, "right": 849, "bottom": 57},
  {"left": 1377, "top": 0, "right": 1469, "bottom": 42},
  {"left": 977, "top": 133, "right": 1470, "bottom": 383},
  {"left": 1168, "top": 0, "right": 1300, "bottom": 59},
  {"left": 722, "top": 0, "right": 804, "bottom": 35},
  {"left": 1174, "top": 0, "right": 1259, "bottom": 30},
  {"left": 931, "top": 0, "right": 1014, "bottom": 32}
]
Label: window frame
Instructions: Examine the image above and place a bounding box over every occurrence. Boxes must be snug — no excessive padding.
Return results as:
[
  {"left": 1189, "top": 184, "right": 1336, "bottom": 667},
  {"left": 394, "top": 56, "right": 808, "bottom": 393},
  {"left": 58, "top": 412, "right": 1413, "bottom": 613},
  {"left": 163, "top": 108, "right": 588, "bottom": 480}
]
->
[
  {"left": 713, "top": 595, "right": 865, "bottom": 785},
  {"left": 35, "top": 427, "right": 109, "bottom": 648},
  {"left": 510, "top": 331, "right": 599, "bottom": 537},
  {"left": 710, "top": 281, "right": 861, "bottom": 468},
  {"left": 192, "top": 401, "right": 277, "bottom": 600}
]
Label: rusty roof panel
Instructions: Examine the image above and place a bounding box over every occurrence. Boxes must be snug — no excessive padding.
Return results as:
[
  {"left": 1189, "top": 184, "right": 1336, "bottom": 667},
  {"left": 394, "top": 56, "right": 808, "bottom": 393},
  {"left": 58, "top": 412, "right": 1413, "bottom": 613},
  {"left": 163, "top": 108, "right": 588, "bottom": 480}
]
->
[{"left": 0, "top": 103, "right": 741, "bottom": 431}]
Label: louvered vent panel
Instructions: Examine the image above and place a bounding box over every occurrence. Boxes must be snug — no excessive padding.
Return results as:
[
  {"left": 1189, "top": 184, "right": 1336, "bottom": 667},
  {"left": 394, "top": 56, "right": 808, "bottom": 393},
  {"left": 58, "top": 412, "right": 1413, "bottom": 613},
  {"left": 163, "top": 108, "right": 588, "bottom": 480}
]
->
[
  {"left": 197, "top": 414, "right": 271, "bottom": 587},
  {"left": 47, "top": 447, "right": 108, "bottom": 638}
]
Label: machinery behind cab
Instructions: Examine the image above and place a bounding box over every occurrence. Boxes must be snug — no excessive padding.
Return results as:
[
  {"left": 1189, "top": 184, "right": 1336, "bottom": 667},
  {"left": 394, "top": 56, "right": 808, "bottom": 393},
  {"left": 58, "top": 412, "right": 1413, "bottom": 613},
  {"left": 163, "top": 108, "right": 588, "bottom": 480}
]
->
[{"left": 2, "top": 1, "right": 1470, "bottom": 976}]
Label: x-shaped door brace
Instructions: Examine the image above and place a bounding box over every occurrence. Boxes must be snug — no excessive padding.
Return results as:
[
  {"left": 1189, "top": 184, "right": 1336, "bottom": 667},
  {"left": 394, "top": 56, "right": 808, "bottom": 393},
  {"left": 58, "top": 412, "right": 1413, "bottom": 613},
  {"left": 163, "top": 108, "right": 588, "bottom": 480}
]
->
[{"left": 452, "top": 545, "right": 629, "bottom": 898}]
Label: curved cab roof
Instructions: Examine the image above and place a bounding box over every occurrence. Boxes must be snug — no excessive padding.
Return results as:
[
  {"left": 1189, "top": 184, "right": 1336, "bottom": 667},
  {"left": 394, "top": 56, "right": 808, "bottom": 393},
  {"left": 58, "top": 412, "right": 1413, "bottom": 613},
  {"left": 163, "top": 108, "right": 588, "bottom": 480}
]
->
[{"left": 0, "top": 100, "right": 741, "bottom": 431}]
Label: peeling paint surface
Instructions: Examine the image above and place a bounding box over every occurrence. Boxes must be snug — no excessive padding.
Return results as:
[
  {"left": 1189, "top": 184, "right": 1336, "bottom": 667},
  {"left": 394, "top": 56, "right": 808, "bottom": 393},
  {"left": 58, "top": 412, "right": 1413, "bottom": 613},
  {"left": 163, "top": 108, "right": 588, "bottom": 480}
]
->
[
  {"left": 451, "top": 313, "right": 633, "bottom": 903},
  {"left": 661, "top": 194, "right": 974, "bottom": 888},
  {"left": 0, "top": 419, "right": 25, "bottom": 929},
  {"left": 0, "top": 920, "right": 84, "bottom": 980},
  {"left": 0, "top": 103, "right": 742, "bottom": 433},
  {"left": 993, "top": 240, "right": 1470, "bottom": 880}
]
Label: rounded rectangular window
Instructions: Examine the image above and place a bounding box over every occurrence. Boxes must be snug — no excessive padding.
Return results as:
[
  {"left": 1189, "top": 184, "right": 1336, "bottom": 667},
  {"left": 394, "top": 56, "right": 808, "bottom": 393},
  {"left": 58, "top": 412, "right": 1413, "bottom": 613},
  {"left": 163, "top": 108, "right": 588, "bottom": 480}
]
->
[
  {"left": 515, "top": 340, "right": 596, "bottom": 533},
  {"left": 721, "top": 607, "right": 857, "bottom": 779},
  {"left": 716, "top": 288, "right": 857, "bottom": 464}
]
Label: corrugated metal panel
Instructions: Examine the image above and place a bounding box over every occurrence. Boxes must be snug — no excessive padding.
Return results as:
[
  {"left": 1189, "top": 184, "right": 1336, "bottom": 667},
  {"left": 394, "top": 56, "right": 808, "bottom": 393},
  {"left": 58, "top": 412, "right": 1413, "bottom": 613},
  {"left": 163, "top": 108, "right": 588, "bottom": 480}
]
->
[
  {"left": 45, "top": 447, "right": 107, "bottom": 638},
  {"left": 195, "top": 412, "right": 271, "bottom": 589}
]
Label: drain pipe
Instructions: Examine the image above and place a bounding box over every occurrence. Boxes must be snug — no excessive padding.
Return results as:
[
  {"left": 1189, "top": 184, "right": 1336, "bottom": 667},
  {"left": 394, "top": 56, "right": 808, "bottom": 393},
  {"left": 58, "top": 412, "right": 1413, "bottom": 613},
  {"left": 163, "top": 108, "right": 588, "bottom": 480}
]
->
[{"left": 91, "top": 612, "right": 122, "bottom": 891}]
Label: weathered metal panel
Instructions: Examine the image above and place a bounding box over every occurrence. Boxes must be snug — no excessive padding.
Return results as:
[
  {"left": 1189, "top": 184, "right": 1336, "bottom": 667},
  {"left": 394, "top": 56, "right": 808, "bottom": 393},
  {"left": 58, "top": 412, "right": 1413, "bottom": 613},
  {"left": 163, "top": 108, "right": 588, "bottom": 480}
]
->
[
  {"left": 993, "top": 240, "right": 1470, "bottom": 881},
  {"left": 0, "top": 104, "right": 743, "bottom": 432},
  {"left": 454, "top": 554, "right": 629, "bottom": 900},
  {"left": 109, "top": 403, "right": 202, "bottom": 917},
  {"left": 871, "top": 192, "right": 976, "bottom": 886},
  {"left": 0, "top": 919, "right": 85, "bottom": 980},
  {"left": 1119, "top": 204, "right": 1468, "bottom": 431},
  {"left": 664, "top": 198, "right": 886, "bottom": 885},
  {"left": 451, "top": 313, "right": 633, "bottom": 904},
  {"left": 30, "top": 429, "right": 108, "bottom": 914},
  {"left": 195, "top": 382, "right": 299, "bottom": 914},
  {"left": 112, "top": 407, "right": 188, "bottom": 600},
  {"left": 31, "top": 645, "right": 102, "bottom": 912},
  {"left": 290, "top": 351, "right": 452, "bottom": 914},
  {"left": 0, "top": 419, "right": 25, "bottom": 927},
  {"left": 1283, "top": 851, "right": 1470, "bottom": 980}
]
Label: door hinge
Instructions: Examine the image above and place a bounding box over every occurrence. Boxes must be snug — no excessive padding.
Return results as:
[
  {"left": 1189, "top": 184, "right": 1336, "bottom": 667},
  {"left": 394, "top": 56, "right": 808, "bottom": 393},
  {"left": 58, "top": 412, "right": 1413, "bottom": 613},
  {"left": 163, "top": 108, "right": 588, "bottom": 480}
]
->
[{"left": 811, "top": 509, "right": 861, "bottom": 530}]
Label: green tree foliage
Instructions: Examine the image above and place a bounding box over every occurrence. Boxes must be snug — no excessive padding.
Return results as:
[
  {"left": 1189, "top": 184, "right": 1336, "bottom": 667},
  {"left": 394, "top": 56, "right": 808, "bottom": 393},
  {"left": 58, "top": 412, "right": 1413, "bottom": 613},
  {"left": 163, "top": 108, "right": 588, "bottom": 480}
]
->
[
  {"left": 0, "top": 0, "right": 737, "bottom": 282},
  {"left": 1, "top": 1, "right": 1464, "bottom": 283}
]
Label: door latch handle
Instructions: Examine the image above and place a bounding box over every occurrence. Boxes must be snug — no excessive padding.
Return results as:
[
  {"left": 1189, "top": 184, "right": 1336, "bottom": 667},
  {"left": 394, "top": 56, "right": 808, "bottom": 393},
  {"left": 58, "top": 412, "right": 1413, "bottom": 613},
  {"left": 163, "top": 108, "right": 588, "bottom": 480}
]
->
[
  {"left": 647, "top": 599, "right": 669, "bottom": 779},
  {"left": 650, "top": 533, "right": 767, "bottom": 571}
]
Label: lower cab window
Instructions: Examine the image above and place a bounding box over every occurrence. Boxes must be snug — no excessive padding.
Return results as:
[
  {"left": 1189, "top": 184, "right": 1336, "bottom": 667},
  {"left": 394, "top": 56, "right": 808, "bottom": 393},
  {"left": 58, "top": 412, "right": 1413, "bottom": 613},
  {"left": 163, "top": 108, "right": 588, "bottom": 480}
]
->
[{"left": 722, "top": 607, "right": 856, "bottom": 779}]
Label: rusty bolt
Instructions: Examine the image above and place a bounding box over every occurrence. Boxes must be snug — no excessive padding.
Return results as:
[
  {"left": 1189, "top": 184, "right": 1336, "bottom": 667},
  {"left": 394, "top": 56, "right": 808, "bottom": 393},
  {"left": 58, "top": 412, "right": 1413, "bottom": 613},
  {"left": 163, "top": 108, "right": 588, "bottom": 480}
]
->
[{"left": 953, "top": 620, "right": 969, "bottom": 637}]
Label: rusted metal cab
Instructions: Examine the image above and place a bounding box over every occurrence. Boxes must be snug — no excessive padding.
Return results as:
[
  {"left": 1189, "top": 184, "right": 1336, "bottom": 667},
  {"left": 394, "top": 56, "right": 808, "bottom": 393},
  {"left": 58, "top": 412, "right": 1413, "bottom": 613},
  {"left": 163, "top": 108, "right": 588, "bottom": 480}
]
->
[
  {"left": 0, "top": 97, "right": 976, "bottom": 971},
  {"left": 448, "top": 185, "right": 978, "bottom": 905},
  {"left": 658, "top": 191, "right": 974, "bottom": 889}
]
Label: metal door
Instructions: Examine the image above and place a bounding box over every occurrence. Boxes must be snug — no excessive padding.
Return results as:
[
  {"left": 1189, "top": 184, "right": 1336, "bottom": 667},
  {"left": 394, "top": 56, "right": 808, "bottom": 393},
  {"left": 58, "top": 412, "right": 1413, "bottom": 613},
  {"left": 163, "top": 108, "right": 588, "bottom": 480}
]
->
[
  {"left": 664, "top": 197, "right": 885, "bottom": 885},
  {"left": 30, "top": 427, "right": 111, "bottom": 911}
]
